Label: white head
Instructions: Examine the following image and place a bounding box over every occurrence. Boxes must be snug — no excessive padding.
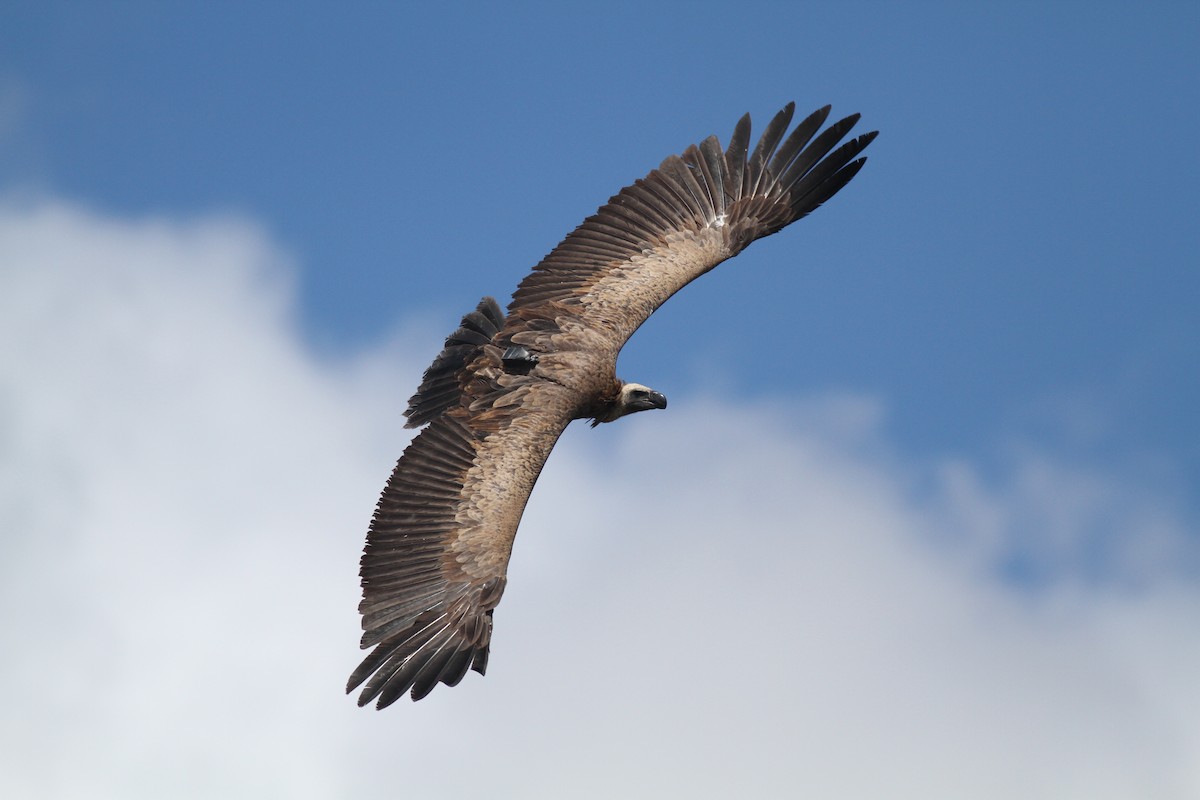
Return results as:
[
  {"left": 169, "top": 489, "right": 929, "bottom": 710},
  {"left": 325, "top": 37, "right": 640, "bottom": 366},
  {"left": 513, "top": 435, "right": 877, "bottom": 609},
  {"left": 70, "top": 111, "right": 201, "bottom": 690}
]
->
[
  {"left": 618, "top": 383, "right": 668, "bottom": 414},
  {"left": 591, "top": 381, "right": 668, "bottom": 426}
]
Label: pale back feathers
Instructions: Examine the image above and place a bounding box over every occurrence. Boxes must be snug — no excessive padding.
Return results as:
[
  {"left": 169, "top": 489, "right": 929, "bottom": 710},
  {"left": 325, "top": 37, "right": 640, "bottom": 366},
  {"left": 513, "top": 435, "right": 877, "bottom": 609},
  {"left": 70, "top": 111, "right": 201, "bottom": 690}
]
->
[{"left": 349, "top": 103, "right": 876, "bottom": 706}]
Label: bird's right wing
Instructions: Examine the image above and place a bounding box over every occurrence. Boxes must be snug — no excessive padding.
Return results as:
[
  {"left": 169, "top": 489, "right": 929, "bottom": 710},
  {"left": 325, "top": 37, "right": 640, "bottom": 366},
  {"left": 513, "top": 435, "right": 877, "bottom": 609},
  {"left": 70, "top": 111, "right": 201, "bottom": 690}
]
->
[{"left": 348, "top": 373, "right": 578, "bottom": 707}]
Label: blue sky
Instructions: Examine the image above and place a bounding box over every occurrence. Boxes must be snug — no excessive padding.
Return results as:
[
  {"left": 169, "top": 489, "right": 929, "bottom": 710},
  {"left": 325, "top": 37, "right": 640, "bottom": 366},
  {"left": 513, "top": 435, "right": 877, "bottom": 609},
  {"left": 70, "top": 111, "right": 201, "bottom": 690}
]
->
[
  {"left": 4, "top": 2, "right": 1196, "bottom": 494},
  {"left": 3, "top": 3, "right": 1199, "bottom": 797}
]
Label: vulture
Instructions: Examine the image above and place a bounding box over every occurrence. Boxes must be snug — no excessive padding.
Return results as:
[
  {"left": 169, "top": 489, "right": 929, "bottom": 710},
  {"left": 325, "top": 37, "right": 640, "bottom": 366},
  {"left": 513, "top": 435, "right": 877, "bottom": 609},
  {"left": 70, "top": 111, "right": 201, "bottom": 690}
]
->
[{"left": 349, "top": 102, "right": 877, "bottom": 707}]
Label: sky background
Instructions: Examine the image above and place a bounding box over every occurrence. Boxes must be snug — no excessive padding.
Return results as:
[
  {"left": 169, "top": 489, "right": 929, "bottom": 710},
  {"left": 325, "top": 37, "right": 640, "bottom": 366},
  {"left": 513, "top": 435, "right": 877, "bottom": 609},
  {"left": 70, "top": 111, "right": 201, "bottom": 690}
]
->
[{"left": 2, "top": 2, "right": 1198, "bottom": 798}]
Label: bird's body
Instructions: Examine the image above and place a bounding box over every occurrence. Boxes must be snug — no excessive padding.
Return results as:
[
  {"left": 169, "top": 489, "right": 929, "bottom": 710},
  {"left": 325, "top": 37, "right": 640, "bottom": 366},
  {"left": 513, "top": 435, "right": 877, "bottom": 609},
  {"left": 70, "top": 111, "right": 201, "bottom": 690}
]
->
[{"left": 350, "top": 103, "right": 876, "bottom": 707}]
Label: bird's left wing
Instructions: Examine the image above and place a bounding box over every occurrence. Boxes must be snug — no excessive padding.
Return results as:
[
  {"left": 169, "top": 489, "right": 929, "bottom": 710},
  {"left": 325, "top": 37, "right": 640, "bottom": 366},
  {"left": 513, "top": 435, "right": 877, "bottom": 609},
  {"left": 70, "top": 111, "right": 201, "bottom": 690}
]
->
[{"left": 506, "top": 103, "right": 876, "bottom": 369}]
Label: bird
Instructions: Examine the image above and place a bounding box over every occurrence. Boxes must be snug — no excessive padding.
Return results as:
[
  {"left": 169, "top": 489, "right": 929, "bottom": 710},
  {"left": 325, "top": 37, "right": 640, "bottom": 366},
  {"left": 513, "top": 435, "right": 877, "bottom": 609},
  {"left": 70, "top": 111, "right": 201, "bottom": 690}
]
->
[{"left": 348, "top": 102, "right": 877, "bottom": 707}]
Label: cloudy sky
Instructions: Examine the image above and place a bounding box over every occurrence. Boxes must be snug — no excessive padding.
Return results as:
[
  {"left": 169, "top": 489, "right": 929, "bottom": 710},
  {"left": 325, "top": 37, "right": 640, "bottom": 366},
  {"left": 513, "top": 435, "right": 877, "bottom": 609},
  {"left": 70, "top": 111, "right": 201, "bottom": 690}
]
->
[{"left": 2, "top": 2, "right": 1198, "bottom": 797}]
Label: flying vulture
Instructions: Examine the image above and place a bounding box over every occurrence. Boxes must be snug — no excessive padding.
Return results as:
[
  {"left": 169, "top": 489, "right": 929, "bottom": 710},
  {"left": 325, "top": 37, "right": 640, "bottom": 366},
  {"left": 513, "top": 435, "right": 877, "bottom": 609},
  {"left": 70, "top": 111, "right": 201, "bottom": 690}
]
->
[{"left": 349, "top": 102, "right": 876, "bottom": 707}]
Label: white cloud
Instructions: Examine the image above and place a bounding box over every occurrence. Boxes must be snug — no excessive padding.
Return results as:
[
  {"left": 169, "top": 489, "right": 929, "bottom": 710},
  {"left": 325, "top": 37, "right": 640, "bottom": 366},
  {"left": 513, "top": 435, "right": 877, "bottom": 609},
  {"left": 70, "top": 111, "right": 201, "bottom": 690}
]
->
[{"left": 1, "top": 195, "right": 1197, "bottom": 798}]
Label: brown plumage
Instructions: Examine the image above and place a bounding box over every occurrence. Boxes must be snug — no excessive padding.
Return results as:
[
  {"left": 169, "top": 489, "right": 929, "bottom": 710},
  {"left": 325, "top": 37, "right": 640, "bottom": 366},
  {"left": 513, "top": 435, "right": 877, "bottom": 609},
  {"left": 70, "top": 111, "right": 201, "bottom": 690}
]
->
[{"left": 349, "top": 102, "right": 877, "bottom": 707}]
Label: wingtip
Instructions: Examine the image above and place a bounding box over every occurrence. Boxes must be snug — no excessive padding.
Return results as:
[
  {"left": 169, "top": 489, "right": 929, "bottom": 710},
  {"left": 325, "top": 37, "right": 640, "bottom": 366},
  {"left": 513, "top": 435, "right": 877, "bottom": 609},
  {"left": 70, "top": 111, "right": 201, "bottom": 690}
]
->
[{"left": 348, "top": 682, "right": 377, "bottom": 707}]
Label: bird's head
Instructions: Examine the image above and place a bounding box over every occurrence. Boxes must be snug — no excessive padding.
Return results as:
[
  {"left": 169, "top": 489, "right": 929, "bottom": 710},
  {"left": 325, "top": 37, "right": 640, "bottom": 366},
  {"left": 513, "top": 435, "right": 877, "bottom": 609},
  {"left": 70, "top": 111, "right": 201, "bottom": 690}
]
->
[{"left": 590, "top": 382, "right": 668, "bottom": 426}]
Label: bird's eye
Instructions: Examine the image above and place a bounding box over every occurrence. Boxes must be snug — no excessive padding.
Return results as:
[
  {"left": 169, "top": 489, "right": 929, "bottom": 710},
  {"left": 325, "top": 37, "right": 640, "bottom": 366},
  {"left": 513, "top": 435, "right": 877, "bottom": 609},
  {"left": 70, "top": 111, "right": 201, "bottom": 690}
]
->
[{"left": 630, "top": 389, "right": 647, "bottom": 398}]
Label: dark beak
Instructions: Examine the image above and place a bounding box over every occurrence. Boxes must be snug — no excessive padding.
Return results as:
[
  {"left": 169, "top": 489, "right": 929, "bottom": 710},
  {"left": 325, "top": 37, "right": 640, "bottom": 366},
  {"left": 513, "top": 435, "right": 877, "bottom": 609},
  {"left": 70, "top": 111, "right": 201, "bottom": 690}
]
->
[{"left": 646, "top": 390, "right": 667, "bottom": 410}]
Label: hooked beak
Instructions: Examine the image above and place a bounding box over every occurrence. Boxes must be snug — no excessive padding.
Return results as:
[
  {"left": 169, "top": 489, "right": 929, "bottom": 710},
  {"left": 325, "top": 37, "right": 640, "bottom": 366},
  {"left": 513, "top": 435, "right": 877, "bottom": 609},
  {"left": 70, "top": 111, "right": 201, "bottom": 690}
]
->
[{"left": 638, "top": 390, "right": 668, "bottom": 412}]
